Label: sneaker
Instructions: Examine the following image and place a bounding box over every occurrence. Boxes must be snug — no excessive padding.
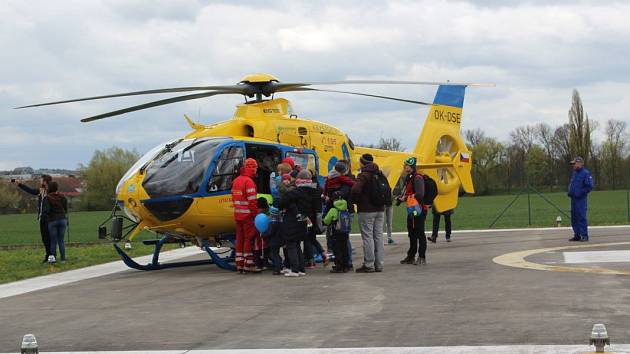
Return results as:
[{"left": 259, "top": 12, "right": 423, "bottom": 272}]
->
[
  {"left": 387, "top": 238, "right": 396, "bottom": 245},
  {"left": 419, "top": 257, "right": 426, "bottom": 265},
  {"left": 580, "top": 237, "right": 589, "bottom": 242},
  {"left": 400, "top": 256, "right": 414, "bottom": 264},
  {"left": 446, "top": 237, "right": 451, "bottom": 243},
  {"left": 298, "top": 272, "right": 306, "bottom": 276},
  {"left": 47, "top": 255, "right": 56, "bottom": 264},
  {"left": 427, "top": 235, "right": 437, "bottom": 243},
  {"left": 375, "top": 268, "right": 383, "bottom": 272},
  {"left": 284, "top": 271, "right": 299, "bottom": 277},
  {"left": 330, "top": 268, "right": 344, "bottom": 273},
  {"left": 569, "top": 237, "right": 581, "bottom": 242},
  {"left": 280, "top": 268, "right": 290, "bottom": 274},
  {"left": 355, "top": 265, "right": 375, "bottom": 273},
  {"left": 272, "top": 271, "right": 282, "bottom": 275}
]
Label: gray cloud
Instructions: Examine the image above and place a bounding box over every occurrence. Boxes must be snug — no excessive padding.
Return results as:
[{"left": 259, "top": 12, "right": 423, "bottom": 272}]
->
[{"left": 1, "top": 0, "right": 629, "bottom": 169}]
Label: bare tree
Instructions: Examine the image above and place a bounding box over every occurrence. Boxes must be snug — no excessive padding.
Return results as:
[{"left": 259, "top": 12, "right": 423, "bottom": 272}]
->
[
  {"left": 510, "top": 125, "right": 537, "bottom": 154},
  {"left": 601, "top": 119, "right": 628, "bottom": 189},
  {"left": 377, "top": 137, "right": 404, "bottom": 152},
  {"left": 568, "top": 89, "right": 594, "bottom": 164},
  {"left": 464, "top": 129, "right": 486, "bottom": 148}
]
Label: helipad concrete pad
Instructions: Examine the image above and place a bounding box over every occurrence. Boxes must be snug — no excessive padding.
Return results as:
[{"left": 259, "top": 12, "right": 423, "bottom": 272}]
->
[{"left": 1, "top": 226, "right": 630, "bottom": 352}]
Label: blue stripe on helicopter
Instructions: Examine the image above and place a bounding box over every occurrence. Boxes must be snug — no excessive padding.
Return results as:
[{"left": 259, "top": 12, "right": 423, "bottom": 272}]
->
[{"left": 433, "top": 85, "right": 466, "bottom": 108}]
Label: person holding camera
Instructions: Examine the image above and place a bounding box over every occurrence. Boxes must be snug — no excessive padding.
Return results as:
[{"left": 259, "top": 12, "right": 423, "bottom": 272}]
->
[
  {"left": 42, "top": 181, "right": 68, "bottom": 263},
  {"left": 12, "top": 174, "right": 53, "bottom": 263}
]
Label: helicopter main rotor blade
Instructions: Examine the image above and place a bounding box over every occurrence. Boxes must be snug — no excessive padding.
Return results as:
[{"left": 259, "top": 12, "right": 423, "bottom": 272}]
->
[
  {"left": 284, "top": 87, "right": 432, "bottom": 105},
  {"left": 280, "top": 80, "right": 495, "bottom": 87},
  {"left": 15, "top": 85, "right": 247, "bottom": 109},
  {"left": 80, "top": 90, "right": 234, "bottom": 122}
]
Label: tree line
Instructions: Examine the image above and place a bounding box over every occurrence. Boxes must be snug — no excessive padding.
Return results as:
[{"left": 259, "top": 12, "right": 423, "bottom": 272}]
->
[{"left": 466, "top": 90, "right": 629, "bottom": 194}]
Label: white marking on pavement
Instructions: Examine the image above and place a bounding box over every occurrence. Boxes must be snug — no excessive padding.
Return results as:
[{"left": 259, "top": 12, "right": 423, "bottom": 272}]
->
[
  {"left": 564, "top": 250, "right": 630, "bottom": 264},
  {"left": 0, "top": 246, "right": 205, "bottom": 300},
  {"left": 2, "top": 345, "right": 630, "bottom": 353}
]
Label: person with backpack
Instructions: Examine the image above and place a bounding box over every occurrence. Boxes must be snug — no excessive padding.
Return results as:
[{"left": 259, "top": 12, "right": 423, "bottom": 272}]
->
[
  {"left": 323, "top": 161, "right": 356, "bottom": 270},
  {"left": 397, "top": 157, "right": 430, "bottom": 266},
  {"left": 323, "top": 192, "right": 351, "bottom": 273},
  {"left": 351, "top": 153, "right": 390, "bottom": 273}
]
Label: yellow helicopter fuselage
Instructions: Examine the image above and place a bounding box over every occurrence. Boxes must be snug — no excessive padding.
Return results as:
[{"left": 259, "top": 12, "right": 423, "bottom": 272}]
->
[{"left": 116, "top": 90, "right": 474, "bottom": 242}]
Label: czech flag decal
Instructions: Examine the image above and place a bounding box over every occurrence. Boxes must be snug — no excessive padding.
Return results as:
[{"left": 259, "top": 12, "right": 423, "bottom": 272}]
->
[{"left": 460, "top": 152, "right": 470, "bottom": 163}]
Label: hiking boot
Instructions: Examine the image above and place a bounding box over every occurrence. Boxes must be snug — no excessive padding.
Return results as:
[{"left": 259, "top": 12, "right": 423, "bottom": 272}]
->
[
  {"left": 427, "top": 235, "right": 437, "bottom": 243},
  {"left": 387, "top": 238, "right": 396, "bottom": 245},
  {"left": 355, "top": 265, "right": 375, "bottom": 273},
  {"left": 580, "top": 237, "right": 589, "bottom": 242},
  {"left": 569, "top": 236, "right": 581, "bottom": 242},
  {"left": 400, "top": 256, "right": 414, "bottom": 264},
  {"left": 418, "top": 257, "right": 426, "bottom": 265},
  {"left": 375, "top": 268, "right": 383, "bottom": 272}
]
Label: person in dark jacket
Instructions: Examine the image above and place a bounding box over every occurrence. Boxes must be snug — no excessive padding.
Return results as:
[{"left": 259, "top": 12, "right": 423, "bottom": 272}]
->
[
  {"left": 567, "top": 156, "right": 593, "bottom": 242},
  {"left": 42, "top": 181, "right": 68, "bottom": 263},
  {"left": 428, "top": 208, "right": 453, "bottom": 243},
  {"left": 12, "top": 174, "right": 53, "bottom": 262},
  {"left": 397, "top": 157, "right": 427, "bottom": 265},
  {"left": 323, "top": 161, "right": 356, "bottom": 270},
  {"left": 351, "top": 154, "right": 385, "bottom": 273},
  {"left": 304, "top": 171, "right": 328, "bottom": 269},
  {"left": 279, "top": 170, "right": 314, "bottom": 277}
]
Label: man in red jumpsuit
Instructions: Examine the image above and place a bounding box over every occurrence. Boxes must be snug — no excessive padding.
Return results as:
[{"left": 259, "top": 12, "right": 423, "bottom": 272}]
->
[{"left": 231, "top": 158, "right": 259, "bottom": 273}]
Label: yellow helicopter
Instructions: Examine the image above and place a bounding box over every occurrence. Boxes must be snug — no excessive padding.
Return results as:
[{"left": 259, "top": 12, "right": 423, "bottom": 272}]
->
[{"left": 18, "top": 73, "right": 482, "bottom": 271}]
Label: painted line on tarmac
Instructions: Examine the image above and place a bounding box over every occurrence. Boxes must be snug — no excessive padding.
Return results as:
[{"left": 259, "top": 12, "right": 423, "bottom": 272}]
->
[
  {"left": 493, "top": 241, "right": 630, "bottom": 275},
  {"left": 1, "top": 345, "right": 628, "bottom": 353},
  {"left": 0, "top": 246, "right": 205, "bottom": 300},
  {"left": 348, "top": 224, "right": 630, "bottom": 237}
]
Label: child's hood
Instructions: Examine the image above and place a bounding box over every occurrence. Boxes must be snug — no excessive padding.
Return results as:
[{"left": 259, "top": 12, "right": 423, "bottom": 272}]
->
[{"left": 333, "top": 199, "right": 348, "bottom": 211}]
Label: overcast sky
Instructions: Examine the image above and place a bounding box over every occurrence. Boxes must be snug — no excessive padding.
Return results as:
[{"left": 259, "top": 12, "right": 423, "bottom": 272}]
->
[{"left": 2, "top": 0, "right": 629, "bottom": 170}]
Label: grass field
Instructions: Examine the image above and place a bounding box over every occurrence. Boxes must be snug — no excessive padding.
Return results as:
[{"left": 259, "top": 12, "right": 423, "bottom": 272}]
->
[
  {"left": 0, "top": 243, "right": 176, "bottom": 284},
  {"left": 1, "top": 190, "right": 628, "bottom": 246}
]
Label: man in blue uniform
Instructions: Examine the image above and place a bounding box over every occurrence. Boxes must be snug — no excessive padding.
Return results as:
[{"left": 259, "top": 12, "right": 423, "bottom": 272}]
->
[{"left": 567, "top": 156, "right": 593, "bottom": 242}]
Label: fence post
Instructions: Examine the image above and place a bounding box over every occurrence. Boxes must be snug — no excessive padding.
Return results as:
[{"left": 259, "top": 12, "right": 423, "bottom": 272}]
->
[{"left": 527, "top": 186, "right": 532, "bottom": 226}]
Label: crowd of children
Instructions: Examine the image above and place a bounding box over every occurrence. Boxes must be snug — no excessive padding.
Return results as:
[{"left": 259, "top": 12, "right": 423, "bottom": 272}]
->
[{"left": 232, "top": 156, "right": 355, "bottom": 277}]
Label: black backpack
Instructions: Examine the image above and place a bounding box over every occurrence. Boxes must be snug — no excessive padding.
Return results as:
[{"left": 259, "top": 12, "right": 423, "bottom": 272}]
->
[
  {"left": 421, "top": 174, "right": 438, "bottom": 205},
  {"left": 369, "top": 172, "right": 392, "bottom": 207}
]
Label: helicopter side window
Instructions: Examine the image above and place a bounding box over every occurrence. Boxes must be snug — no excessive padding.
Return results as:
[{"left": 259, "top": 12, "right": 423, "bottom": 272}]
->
[{"left": 207, "top": 146, "right": 244, "bottom": 193}]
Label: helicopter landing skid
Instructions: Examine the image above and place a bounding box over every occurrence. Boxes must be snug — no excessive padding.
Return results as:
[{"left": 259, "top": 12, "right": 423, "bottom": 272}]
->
[{"left": 114, "top": 236, "right": 236, "bottom": 271}]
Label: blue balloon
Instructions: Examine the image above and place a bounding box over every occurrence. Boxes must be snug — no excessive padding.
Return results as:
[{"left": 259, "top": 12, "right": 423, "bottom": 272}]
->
[{"left": 254, "top": 213, "right": 270, "bottom": 233}]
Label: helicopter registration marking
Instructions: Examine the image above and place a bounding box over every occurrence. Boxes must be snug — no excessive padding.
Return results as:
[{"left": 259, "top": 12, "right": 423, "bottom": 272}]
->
[
  {"left": 321, "top": 136, "right": 337, "bottom": 146},
  {"left": 434, "top": 109, "right": 461, "bottom": 124}
]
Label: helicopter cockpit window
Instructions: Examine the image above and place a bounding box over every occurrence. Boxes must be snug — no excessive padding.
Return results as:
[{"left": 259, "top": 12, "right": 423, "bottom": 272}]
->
[
  {"left": 208, "top": 146, "right": 244, "bottom": 193},
  {"left": 143, "top": 138, "right": 226, "bottom": 199}
]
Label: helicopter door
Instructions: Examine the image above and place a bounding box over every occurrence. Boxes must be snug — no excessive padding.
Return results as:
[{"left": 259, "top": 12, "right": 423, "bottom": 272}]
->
[
  {"left": 207, "top": 144, "right": 245, "bottom": 194},
  {"left": 245, "top": 143, "right": 283, "bottom": 194}
]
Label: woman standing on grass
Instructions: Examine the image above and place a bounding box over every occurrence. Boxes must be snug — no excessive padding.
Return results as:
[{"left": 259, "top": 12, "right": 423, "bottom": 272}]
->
[{"left": 42, "top": 181, "right": 68, "bottom": 263}]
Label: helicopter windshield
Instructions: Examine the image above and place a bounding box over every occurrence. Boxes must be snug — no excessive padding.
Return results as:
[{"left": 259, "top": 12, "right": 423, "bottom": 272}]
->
[
  {"left": 142, "top": 138, "right": 226, "bottom": 199},
  {"left": 115, "top": 139, "right": 180, "bottom": 195}
]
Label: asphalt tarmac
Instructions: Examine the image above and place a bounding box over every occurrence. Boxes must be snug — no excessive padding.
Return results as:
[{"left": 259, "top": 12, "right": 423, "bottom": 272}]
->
[{"left": 1, "top": 226, "right": 630, "bottom": 352}]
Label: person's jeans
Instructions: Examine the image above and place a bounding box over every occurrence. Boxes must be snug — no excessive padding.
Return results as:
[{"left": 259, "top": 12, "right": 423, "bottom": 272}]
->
[
  {"left": 407, "top": 211, "right": 426, "bottom": 259},
  {"left": 286, "top": 240, "right": 305, "bottom": 273},
  {"left": 431, "top": 211, "right": 452, "bottom": 239},
  {"left": 358, "top": 212, "right": 385, "bottom": 269},
  {"left": 270, "top": 245, "right": 283, "bottom": 272},
  {"left": 48, "top": 218, "right": 67, "bottom": 261},
  {"left": 304, "top": 227, "right": 325, "bottom": 262},
  {"left": 384, "top": 205, "right": 393, "bottom": 241}
]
